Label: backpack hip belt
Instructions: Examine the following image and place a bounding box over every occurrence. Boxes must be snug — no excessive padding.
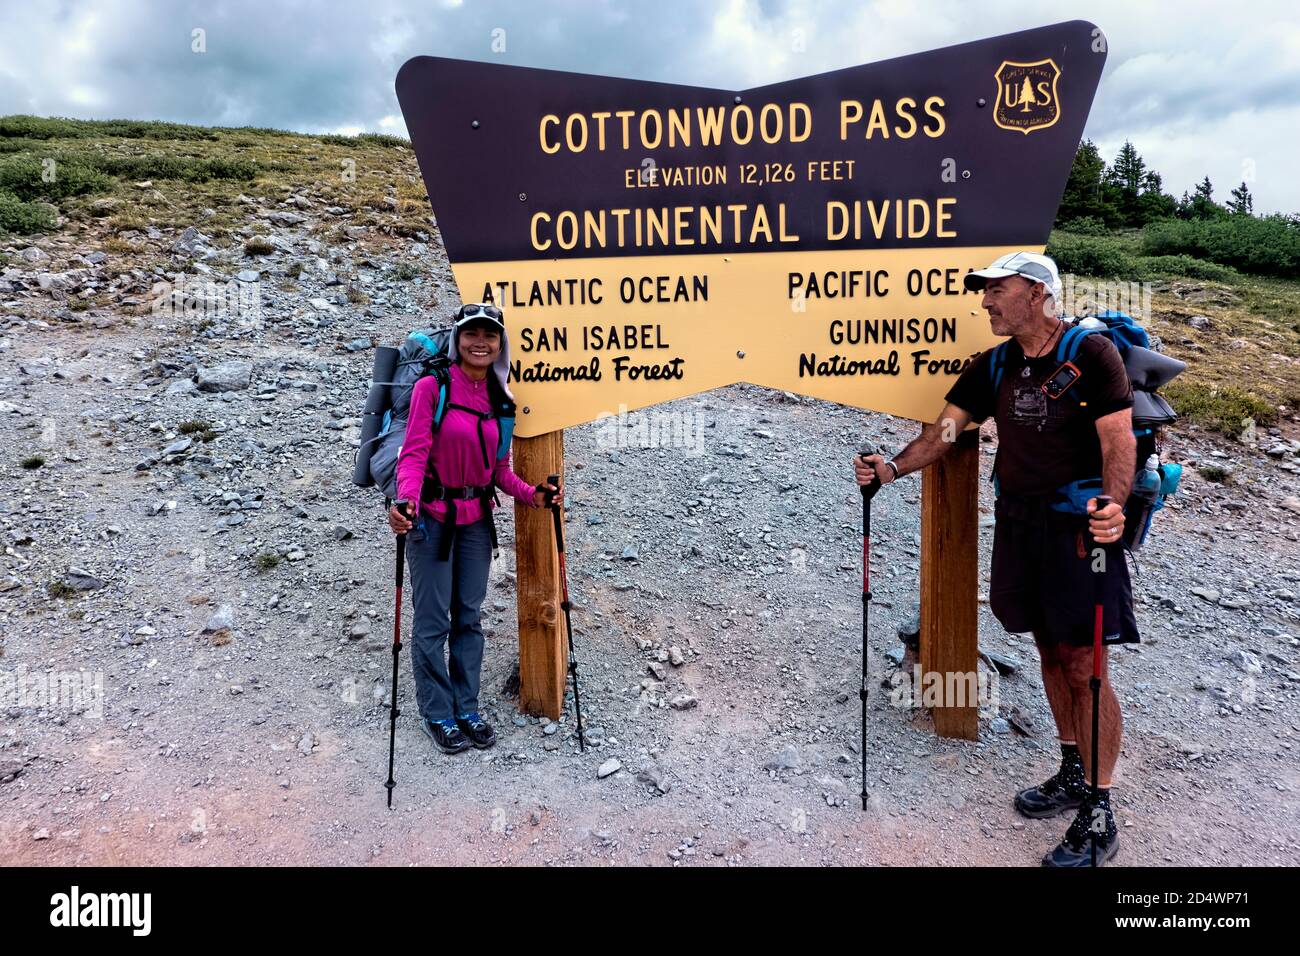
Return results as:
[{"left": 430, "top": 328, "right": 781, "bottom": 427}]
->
[
  {"left": 420, "top": 476, "right": 501, "bottom": 561},
  {"left": 421, "top": 480, "right": 494, "bottom": 501},
  {"left": 992, "top": 475, "right": 1102, "bottom": 518}
]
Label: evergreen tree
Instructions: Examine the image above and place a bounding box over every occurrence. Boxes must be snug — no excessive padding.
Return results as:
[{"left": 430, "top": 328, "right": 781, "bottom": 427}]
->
[
  {"left": 1227, "top": 181, "right": 1254, "bottom": 215},
  {"left": 1109, "top": 141, "right": 1146, "bottom": 197},
  {"left": 1056, "top": 139, "right": 1113, "bottom": 226},
  {"left": 1187, "top": 176, "right": 1222, "bottom": 220},
  {"left": 1136, "top": 170, "right": 1176, "bottom": 222}
]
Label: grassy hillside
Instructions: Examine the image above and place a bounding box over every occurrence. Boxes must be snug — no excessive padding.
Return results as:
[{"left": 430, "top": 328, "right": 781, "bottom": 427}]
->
[
  {"left": 0, "top": 114, "right": 433, "bottom": 263},
  {"left": 1046, "top": 226, "right": 1300, "bottom": 434},
  {"left": 3, "top": 115, "right": 1299, "bottom": 436}
]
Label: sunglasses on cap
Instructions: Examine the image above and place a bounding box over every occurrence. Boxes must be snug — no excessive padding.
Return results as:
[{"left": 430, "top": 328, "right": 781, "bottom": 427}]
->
[{"left": 454, "top": 303, "right": 503, "bottom": 325}]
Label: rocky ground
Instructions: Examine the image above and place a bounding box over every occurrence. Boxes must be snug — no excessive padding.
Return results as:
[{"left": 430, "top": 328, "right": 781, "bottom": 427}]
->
[{"left": 1, "top": 193, "right": 1298, "bottom": 867}]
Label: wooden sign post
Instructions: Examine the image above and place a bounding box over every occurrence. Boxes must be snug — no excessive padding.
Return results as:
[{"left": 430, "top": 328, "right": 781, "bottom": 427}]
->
[
  {"left": 512, "top": 430, "right": 567, "bottom": 719},
  {"left": 920, "top": 430, "right": 981, "bottom": 739}
]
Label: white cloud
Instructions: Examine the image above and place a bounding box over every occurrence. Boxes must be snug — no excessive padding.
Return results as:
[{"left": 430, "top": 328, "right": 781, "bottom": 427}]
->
[{"left": 0, "top": 0, "right": 1296, "bottom": 211}]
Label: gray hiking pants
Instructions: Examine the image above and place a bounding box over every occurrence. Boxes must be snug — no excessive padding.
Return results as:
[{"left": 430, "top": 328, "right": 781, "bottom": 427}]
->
[{"left": 405, "top": 515, "right": 493, "bottom": 721}]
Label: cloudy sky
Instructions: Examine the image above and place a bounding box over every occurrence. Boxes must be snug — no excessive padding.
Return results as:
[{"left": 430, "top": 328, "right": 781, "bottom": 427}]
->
[{"left": 2, "top": 0, "right": 1297, "bottom": 212}]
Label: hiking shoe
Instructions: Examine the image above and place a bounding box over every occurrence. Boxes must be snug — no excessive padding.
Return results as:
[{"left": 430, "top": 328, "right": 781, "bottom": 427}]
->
[
  {"left": 1015, "top": 772, "right": 1087, "bottom": 819},
  {"left": 456, "top": 712, "right": 497, "bottom": 749},
  {"left": 421, "top": 717, "right": 471, "bottom": 754},
  {"left": 1042, "top": 797, "right": 1119, "bottom": 867},
  {"left": 1015, "top": 746, "right": 1089, "bottom": 819}
]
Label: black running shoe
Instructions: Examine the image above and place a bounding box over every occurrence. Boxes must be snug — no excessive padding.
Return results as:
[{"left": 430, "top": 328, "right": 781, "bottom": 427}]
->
[
  {"left": 1015, "top": 771, "right": 1087, "bottom": 819},
  {"left": 456, "top": 712, "right": 497, "bottom": 750},
  {"left": 421, "top": 717, "right": 471, "bottom": 754},
  {"left": 1042, "top": 797, "right": 1119, "bottom": 867}
]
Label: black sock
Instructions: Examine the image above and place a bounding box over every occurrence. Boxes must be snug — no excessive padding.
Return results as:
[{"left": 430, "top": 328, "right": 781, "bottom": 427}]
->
[
  {"left": 1057, "top": 744, "right": 1087, "bottom": 795},
  {"left": 1066, "top": 788, "right": 1117, "bottom": 845}
]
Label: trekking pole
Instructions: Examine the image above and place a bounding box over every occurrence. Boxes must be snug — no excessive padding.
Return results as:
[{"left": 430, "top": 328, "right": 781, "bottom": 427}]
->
[
  {"left": 857, "top": 447, "right": 883, "bottom": 811},
  {"left": 546, "top": 475, "right": 586, "bottom": 753},
  {"left": 1088, "top": 494, "right": 1112, "bottom": 866},
  {"left": 384, "top": 500, "right": 409, "bottom": 809}
]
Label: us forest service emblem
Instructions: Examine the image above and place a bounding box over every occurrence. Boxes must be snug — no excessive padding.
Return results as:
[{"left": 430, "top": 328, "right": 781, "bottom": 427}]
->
[{"left": 994, "top": 58, "right": 1061, "bottom": 134}]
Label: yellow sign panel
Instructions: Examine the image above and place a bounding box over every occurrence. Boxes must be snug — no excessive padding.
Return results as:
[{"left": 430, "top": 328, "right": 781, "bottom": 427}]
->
[{"left": 455, "top": 246, "right": 1029, "bottom": 436}]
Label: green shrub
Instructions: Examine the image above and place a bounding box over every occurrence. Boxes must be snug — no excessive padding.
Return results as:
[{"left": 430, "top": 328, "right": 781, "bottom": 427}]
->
[
  {"left": 244, "top": 237, "right": 276, "bottom": 256},
  {"left": 20, "top": 454, "right": 45, "bottom": 469},
  {"left": 48, "top": 579, "right": 76, "bottom": 599},
  {"left": 316, "top": 132, "right": 409, "bottom": 148},
  {"left": 354, "top": 133, "right": 409, "bottom": 148},
  {"left": 255, "top": 551, "right": 280, "bottom": 572},
  {"left": 0, "top": 156, "right": 111, "bottom": 201},
  {"left": 57, "top": 152, "right": 258, "bottom": 183},
  {"left": 1142, "top": 215, "right": 1300, "bottom": 277},
  {"left": 0, "top": 190, "right": 56, "bottom": 233},
  {"left": 1163, "top": 381, "right": 1276, "bottom": 434},
  {"left": 1045, "top": 232, "right": 1142, "bottom": 279},
  {"left": 1057, "top": 215, "right": 1111, "bottom": 236},
  {"left": 1134, "top": 255, "right": 1239, "bottom": 282},
  {"left": 0, "top": 115, "right": 217, "bottom": 141},
  {"left": 0, "top": 137, "right": 39, "bottom": 154},
  {"left": 221, "top": 125, "right": 293, "bottom": 137},
  {"left": 177, "top": 418, "right": 216, "bottom": 442},
  {"left": 1198, "top": 464, "right": 1232, "bottom": 484}
]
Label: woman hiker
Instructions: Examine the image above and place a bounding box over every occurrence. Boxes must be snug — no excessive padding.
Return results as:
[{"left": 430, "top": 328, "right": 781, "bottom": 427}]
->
[{"left": 387, "top": 303, "right": 560, "bottom": 754}]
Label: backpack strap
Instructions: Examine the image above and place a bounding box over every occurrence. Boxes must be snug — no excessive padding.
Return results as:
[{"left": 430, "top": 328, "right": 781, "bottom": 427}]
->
[
  {"left": 1055, "top": 324, "right": 1097, "bottom": 364},
  {"left": 987, "top": 342, "right": 1010, "bottom": 494},
  {"left": 430, "top": 364, "right": 451, "bottom": 428},
  {"left": 988, "top": 342, "right": 1009, "bottom": 393},
  {"left": 485, "top": 374, "right": 516, "bottom": 463}
]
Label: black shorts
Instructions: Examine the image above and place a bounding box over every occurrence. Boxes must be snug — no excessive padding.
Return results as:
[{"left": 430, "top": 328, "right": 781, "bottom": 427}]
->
[{"left": 990, "top": 495, "right": 1140, "bottom": 647}]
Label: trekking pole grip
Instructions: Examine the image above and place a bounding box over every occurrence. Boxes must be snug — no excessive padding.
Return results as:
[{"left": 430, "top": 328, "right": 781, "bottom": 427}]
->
[
  {"left": 858, "top": 446, "right": 882, "bottom": 501},
  {"left": 1090, "top": 495, "right": 1113, "bottom": 547},
  {"left": 394, "top": 500, "right": 409, "bottom": 584},
  {"left": 545, "top": 474, "right": 560, "bottom": 508}
]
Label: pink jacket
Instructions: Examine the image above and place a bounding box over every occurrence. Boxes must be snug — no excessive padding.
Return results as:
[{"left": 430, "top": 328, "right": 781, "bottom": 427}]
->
[{"left": 395, "top": 363, "right": 537, "bottom": 523}]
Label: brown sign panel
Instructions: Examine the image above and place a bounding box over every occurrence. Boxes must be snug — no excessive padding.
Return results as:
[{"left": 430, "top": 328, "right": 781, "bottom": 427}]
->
[{"left": 396, "top": 21, "right": 1106, "bottom": 436}]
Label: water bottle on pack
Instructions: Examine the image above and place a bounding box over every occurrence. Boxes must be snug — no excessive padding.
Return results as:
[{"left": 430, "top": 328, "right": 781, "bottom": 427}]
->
[{"left": 1123, "top": 454, "right": 1162, "bottom": 551}]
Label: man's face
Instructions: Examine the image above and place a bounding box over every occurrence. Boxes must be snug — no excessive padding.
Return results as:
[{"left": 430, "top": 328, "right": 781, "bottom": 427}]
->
[{"left": 980, "top": 276, "right": 1040, "bottom": 336}]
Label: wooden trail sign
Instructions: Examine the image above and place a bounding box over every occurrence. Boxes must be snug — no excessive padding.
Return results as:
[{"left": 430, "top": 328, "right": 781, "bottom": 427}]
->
[{"left": 396, "top": 21, "right": 1107, "bottom": 731}]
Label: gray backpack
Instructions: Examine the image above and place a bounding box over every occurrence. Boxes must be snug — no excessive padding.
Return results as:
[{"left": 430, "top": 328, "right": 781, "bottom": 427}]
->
[{"left": 352, "top": 329, "right": 453, "bottom": 499}]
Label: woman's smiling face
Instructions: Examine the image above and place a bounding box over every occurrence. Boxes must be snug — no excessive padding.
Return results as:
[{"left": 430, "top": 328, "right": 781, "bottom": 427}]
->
[{"left": 458, "top": 323, "right": 501, "bottom": 369}]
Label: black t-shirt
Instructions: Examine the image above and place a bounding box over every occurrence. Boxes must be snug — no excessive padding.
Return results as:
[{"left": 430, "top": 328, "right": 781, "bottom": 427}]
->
[{"left": 945, "top": 330, "right": 1133, "bottom": 497}]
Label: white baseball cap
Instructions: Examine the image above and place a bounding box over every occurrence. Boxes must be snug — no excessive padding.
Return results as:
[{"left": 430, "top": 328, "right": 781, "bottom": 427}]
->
[
  {"left": 453, "top": 302, "right": 505, "bottom": 332},
  {"left": 964, "top": 251, "right": 1062, "bottom": 303}
]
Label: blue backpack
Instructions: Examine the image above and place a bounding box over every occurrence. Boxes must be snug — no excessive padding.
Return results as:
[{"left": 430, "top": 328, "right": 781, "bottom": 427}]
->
[
  {"left": 353, "top": 328, "right": 515, "bottom": 499},
  {"left": 987, "top": 312, "right": 1184, "bottom": 536}
]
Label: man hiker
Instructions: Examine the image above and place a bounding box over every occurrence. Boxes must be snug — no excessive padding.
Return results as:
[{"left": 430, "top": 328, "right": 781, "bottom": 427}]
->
[{"left": 854, "top": 252, "right": 1137, "bottom": 866}]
